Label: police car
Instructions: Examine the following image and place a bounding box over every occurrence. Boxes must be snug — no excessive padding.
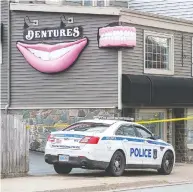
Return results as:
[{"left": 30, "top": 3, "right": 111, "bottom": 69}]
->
[{"left": 44, "top": 116, "right": 175, "bottom": 176}]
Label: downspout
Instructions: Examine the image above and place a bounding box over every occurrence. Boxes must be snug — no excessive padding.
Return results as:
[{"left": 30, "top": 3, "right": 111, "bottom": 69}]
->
[
  {"left": 5, "top": 1, "right": 11, "bottom": 114},
  {"left": 118, "top": 49, "right": 122, "bottom": 112}
]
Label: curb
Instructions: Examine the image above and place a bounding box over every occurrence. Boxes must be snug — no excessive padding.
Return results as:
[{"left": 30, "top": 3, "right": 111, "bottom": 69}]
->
[
  {"left": 35, "top": 180, "right": 193, "bottom": 192},
  {"left": 99, "top": 181, "right": 193, "bottom": 192}
]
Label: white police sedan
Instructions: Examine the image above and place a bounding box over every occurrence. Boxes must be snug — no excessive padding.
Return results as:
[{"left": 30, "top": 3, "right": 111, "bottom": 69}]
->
[{"left": 44, "top": 116, "right": 175, "bottom": 176}]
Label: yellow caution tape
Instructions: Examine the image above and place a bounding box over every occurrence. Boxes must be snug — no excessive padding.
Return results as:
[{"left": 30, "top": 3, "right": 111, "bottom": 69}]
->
[
  {"left": 26, "top": 123, "right": 70, "bottom": 129},
  {"left": 25, "top": 116, "right": 193, "bottom": 129},
  {"left": 136, "top": 116, "right": 193, "bottom": 124}
]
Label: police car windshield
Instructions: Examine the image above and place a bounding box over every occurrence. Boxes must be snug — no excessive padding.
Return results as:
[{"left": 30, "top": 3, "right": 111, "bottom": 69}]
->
[{"left": 64, "top": 122, "right": 112, "bottom": 133}]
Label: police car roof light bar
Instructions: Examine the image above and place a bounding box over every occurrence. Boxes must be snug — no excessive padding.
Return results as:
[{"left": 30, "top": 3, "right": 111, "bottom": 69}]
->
[{"left": 94, "top": 116, "right": 134, "bottom": 122}]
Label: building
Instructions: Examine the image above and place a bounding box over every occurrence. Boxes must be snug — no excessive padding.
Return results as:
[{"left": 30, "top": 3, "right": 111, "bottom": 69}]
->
[
  {"left": 1, "top": 0, "right": 193, "bottom": 177},
  {"left": 127, "top": 0, "right": 193, "bottom": 164},
  {"left": 128, "top": 0, "right": 193, "bottom": 21}
]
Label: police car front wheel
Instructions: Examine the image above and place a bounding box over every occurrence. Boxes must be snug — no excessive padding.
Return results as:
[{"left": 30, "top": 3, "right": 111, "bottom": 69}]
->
[
  {"left": 157, "top": 150, "right": 174, "bottom": 175},
  {"left": 54, "top": 164, "right": 72, "bottom": 174},
  {"left": 106, "top": 151, "right": 126, "bottom": 176}
]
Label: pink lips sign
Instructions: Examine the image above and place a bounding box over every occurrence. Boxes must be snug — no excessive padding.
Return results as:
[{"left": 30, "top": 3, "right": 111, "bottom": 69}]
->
[
  {"left": 17, "top": 22, "right": 88, "bottom": 73},
  {"left": 17, "top": 38, "right": 88, "bottom": 73},
  {"left": 98, "top": 22, "right": 136, "bottom": 48}
]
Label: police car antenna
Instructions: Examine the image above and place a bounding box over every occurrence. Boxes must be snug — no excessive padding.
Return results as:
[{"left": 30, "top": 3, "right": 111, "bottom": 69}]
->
[{"left": 93, "top": 116, "right": 134, "bottom": 122}]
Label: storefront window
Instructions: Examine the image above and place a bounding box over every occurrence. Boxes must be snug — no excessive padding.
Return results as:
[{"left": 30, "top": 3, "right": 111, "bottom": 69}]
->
[
  {"left": 187, "top": 109, "right": 193, "bottom": 151},
  {"left": 136, "top": 110, "right": 166, "bottom": 140}
]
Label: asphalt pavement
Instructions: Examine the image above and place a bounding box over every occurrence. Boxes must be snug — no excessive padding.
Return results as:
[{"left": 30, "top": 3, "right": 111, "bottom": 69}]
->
[
  {"left": 28, "top": 150, "right": 100, "bottom": 175},
  {"left": 3, "top": 153, "right": 193, "bottom": 192},
  {"left": 123, "top": 183, "right": 193, "bottom": 192}
]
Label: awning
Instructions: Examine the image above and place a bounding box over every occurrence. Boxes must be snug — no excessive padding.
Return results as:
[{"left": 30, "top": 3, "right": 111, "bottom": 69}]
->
[
  {"left": 122, "top": 74, "right": 193, "bottom": 106},
  {"left": 122, "top": 74, "right": 151, "bottom": 106}
]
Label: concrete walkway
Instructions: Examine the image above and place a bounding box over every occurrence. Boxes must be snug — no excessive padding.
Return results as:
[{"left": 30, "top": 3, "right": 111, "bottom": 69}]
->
[{"left": 1, "top": 164, "right": 193, "bottom": 192}]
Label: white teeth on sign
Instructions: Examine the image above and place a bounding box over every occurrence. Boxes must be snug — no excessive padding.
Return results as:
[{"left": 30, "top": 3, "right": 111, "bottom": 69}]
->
[
  {"left": 100, "top": 30, "right": 135, "bottom": 41},
  {"left": 28, "top": 44, "right": 77, "bottom": 61}
]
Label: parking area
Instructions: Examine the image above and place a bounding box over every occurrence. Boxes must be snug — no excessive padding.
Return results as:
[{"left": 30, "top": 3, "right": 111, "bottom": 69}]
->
[
  {"left": 2, "top": 153, "right": 193, "bottom": 192},
  {"left": 29, "top": 150, "right": 101, "bottom": 176}
]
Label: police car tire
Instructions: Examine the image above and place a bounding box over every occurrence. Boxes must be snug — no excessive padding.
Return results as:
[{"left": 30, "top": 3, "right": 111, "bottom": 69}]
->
[
  {"left": 157, "top": 151, "right": 174, "bottom": 175},
  {"left": 54, "top": 164, "right": 72, "bottom": 174},
  {"left": 107, "top": 151, "right": 126, "bottom": 177}
]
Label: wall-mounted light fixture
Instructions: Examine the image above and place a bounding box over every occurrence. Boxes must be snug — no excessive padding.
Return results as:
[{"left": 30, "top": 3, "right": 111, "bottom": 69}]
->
[
  {"left": 60, "top": 15, "right": 67, "bottom": 28},
  {"left": 60, "top": 15, "right": 74, "bottom": 27},
  {"left": 23, "top": 16, "right": 38, "bottom": 29}
]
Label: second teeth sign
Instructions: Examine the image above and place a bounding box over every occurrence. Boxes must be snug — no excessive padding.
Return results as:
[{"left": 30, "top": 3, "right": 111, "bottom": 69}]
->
[{"left": 98, "top": 25, "right": 136, "bottom": 48}]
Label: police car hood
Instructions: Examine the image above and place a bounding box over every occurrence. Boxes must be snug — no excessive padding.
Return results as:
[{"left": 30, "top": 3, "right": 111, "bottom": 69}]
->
[{"left": 154, "top": 139, "right": 171, "bottom": 146}]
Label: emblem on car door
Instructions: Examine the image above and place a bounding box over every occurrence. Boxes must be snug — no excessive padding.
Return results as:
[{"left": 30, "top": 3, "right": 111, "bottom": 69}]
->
[{"left": 153, "top": 149, "right": 158, "bottom": 159}]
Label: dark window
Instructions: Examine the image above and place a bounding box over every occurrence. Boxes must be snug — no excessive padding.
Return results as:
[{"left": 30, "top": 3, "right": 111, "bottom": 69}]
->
[
  {"left": 134, "top": 126, "right": 152, "bottom": 139},
  {"left": 115, "top": 125, "right": 136, "bottom": 137}
]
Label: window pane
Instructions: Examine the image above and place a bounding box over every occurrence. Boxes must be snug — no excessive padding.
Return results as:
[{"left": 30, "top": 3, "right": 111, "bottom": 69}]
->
[
  {"left": 135, "top": 127, "right": 152, "bottom": 139},
  {"left": 146, "top": 60, "right": 152, "bottom": 68},
  {"left": 116, "top": 127, "right": 124, "bottom": 135},
  {"left": 97, "top": 0, "right": 105, "bottom": 6},
  {"left": 115, "top": 126, "right": 136, "bottom": 137},
  {"left": 123, "top": 126, "right": 136, "bottom": 137},
  {"left": 84, "top": 0, "right": 93, "bottom": 6},
  {"left": 147, "top": 45, "right": 152, "bottom": 52},
  {"left": 145, "top": 34, "right": 170, "bottom": 70}
]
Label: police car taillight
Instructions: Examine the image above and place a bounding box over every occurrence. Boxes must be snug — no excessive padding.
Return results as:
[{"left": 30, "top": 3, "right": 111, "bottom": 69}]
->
[
  {"left": 47, "top": 134, "right": 55, "bottom": 143},
  {"left": 79, "top": 136, "right": 100, "bottom": 144}
]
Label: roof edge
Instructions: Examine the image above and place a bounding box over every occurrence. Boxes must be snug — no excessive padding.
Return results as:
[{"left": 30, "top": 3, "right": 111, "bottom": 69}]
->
[
  {"left": 120, "top": 8, "right": 193, "bottom": 33},
  {"left": 10, "top": 3, "right": 121, "bottom": 16}
]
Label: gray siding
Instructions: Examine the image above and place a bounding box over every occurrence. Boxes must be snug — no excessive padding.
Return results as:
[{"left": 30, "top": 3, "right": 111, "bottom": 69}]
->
[
  {"left": 128, "top": 0, "right": 193, "bottom": 21},
  {"left": 122, "top": 24, "right": 192, "bottom": 78},
  {"left": 1, "top": 1, "right": 8, "bottom": 108},
  {"left": 10, "top": 12, "right": 119, "bottom": 108}
]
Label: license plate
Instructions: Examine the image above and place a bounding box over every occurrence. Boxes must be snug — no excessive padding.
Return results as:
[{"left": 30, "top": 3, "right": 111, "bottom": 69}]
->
[{"left": 59, "top": 155, "right": 69, "bottom": 162}]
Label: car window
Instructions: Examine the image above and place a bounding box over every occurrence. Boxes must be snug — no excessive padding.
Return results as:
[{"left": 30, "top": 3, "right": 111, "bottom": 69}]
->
[
  {"left": 64, "top": 122, "right": 112, "bottom": 133},
  {"left": 134, "top": 126, "right": 152, "bottom": 139},
  {"left": 115, "top": 125, "right": 136, "bottom": 137}
]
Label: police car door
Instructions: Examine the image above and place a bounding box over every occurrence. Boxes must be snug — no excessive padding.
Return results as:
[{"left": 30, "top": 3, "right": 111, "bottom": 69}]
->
[
  {"left": 133, "top": 125, "right": 160, "bottom": 166},
  {"left": 115, "top": 124, "right": 143, "bottom": 165}
]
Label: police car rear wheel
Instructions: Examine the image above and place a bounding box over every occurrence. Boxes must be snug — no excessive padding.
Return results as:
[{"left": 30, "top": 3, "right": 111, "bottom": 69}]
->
[
  {"left": 54, "top": 164, "right": 72, "bottom": 174},
  {"left": 107, "top": 151, "right": 125, "bottom": 176},
  {"left": 158, "top": 151, "right": 174, "bottom": 175}
]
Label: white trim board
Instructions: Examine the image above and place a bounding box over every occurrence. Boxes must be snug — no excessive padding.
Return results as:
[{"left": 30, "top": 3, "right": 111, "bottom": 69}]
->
[
  {"left": 120, "top": 10, "right": 193, "bottom": 33},
  {"left": 10, "top": 3, "right": 193, "bottom": 33},
  {"left": 10, "top": 3, "right": 121, "bottom": 16}
]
